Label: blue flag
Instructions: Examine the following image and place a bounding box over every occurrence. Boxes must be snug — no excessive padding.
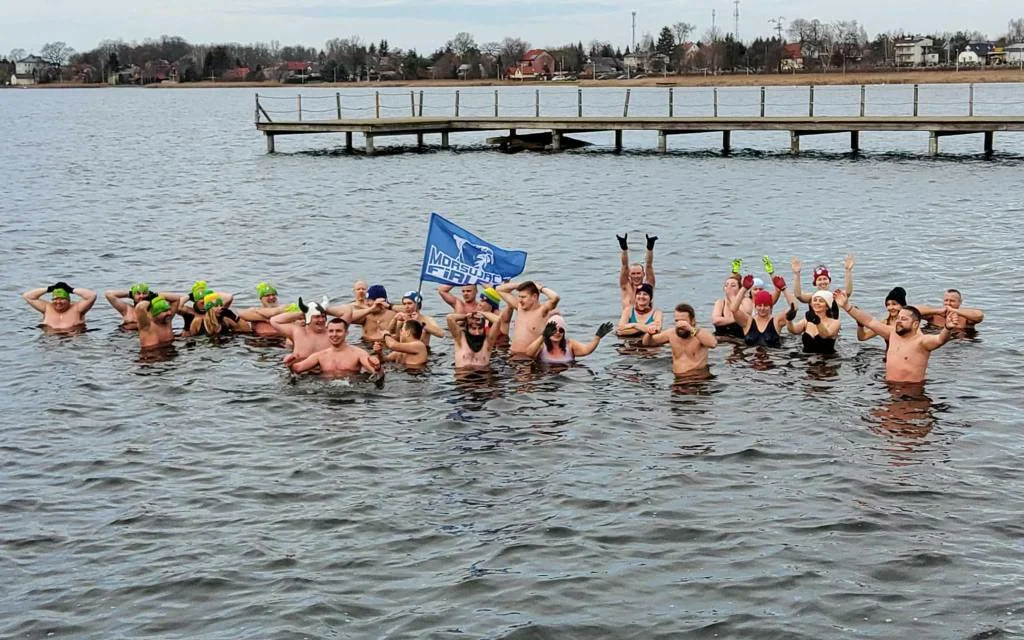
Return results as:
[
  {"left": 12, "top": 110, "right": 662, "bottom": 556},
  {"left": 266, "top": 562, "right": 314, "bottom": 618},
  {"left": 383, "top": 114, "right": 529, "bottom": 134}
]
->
[{"left": 419, "top": 213, "right": 527, "bottom": 286}]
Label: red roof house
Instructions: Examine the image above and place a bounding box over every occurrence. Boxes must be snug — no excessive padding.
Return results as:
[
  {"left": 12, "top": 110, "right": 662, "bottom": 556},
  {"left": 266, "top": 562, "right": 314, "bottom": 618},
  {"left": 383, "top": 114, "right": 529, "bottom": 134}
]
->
[{"left": 507, "top": 49, "right": 555, "bottom": 80}]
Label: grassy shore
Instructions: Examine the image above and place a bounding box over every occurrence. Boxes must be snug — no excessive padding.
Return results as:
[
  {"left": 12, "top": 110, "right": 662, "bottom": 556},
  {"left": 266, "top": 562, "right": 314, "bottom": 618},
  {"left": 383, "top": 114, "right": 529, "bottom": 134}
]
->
[{"left": 17, "top": 67, "right": 1024, "bottom": 90}]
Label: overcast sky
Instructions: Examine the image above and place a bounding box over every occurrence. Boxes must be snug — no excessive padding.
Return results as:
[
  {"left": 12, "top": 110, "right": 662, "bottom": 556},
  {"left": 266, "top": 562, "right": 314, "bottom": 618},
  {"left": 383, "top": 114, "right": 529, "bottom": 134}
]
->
[{"left": 3, "top": 0, "right": 1020, "bottom": 55}]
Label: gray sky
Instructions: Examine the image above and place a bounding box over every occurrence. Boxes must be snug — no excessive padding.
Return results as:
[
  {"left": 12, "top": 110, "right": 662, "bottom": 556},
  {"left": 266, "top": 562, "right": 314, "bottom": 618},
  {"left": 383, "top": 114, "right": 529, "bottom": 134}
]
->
[{"left": 3, "top": 0, "right": 1019, "bottom": 55}]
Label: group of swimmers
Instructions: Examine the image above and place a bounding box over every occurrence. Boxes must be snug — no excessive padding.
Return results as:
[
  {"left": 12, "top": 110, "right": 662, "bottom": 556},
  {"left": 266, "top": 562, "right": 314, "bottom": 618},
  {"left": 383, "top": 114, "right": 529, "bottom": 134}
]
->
[{"left": 22, "top": 235, "right": 983, "bottom": 385}]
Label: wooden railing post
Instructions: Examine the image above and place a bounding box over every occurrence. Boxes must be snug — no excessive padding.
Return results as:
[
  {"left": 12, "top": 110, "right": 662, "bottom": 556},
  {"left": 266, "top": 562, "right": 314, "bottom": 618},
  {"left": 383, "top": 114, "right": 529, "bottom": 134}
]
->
[
  {"left": 623, "top": 88, "right": 631, "bottom": 117},
  {"left": 969, "top": 84, "right": 974, "bottom": 116},
  {"left": 760, "top": 86, "right": 765, "bottom": 117},
  {"left": 713, "top": 88, "right": 718, "bottom": 117},
  {"left": 297, "top": 94, "right": 302, "bottom": 121},
  {"left": 418, "top": 90, "right": 424, "bottom": 117},
  {"left": 913, "top": 84, "right": 919, "bottom": 117},
  {"left": 336, "top": 92, "right": 342, "bottom": 119},
  {"left": 255, "top": 93, "right": 260, "bottom": 124},
  {"left": 375, "top": 91, "right": 380, "bottom": 118},
  {"left": 494, "top": 89, "right": 499, "bottom": 117},
  {"left": 578, "top": 88, "right": 583, "bottom": 117},
  {"left": 455, "top": 90, "right": 460, "bottom": 117},
  {"left": 669, "top": 87, "right": 674, "bottom": 117},
  {"left": 808, "top": 85, "right": 814, "bottom": 117},
  {"left": 859, "top": 85, "right": 865, "bottom": 117},
  {"left": 410, "top": 90, "right": 416, "bottom": 116},
  {"left": 535, "top": 89, "right": 540, "bottom": 117}
]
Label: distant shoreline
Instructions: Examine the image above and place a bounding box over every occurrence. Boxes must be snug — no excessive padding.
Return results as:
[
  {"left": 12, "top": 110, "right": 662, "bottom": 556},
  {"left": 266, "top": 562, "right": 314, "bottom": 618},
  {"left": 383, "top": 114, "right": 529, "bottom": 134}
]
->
[{"left": 12, "top": 68, "right": 1024, "bottom": 90}]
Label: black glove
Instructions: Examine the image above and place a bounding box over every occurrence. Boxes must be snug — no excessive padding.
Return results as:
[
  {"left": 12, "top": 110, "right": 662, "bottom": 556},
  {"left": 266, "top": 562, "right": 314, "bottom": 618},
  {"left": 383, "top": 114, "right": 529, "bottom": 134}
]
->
[
  {"left": 786, "top": 304, "right": 797, "bottom": 321},
  {"left": 187, "top": 291, "right": 195, "bottom": 302},
  {"left": 616, "top": 233, "right": 628, "bottom": 251},
  {"left": 146, "top": 291, "right": 158, "bottom": 301},
  {"left": 543, "top": 321, "right": 558, "bottom": 340},
  {"left": 804, "top": 309, "right": 820, "bottom": 324},
  {"left": 645, "top": 234, "right": 658, "bottom": 250},
  {"left": 596, "top": 322, "right": 613, "bottom": 338},
  {"left": 831, "top": 301, "right": 840, "bottom": 318},
  {"left": 50, "top": 281, "right": 72, "bottom": 293}
]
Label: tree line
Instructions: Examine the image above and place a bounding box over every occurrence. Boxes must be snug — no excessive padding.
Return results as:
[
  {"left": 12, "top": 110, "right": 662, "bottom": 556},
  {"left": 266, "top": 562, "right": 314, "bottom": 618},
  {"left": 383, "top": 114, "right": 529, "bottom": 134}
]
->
[{"left": 4, "top": 18, "right": 1024, "bottom": 85}]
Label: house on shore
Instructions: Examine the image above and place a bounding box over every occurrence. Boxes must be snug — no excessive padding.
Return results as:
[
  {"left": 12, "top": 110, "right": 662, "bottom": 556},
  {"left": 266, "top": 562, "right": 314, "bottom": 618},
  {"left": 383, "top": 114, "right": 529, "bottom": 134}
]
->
[
  {"left": 15, "top": 55, "right": 48, "bottom": 77},
  {"left": 1007, "top": 43, "right": 1024, "bottom": 64},
  {"left": 894, "top": 37, "right": 933, "bottom": 67},
  {"left": 507, "top": 49, "right": 555, "bottom": 80},
  {"left": 781, "top": 43, "right": 804, "bottom": 71},
  {"left": 958, "top": 42, "right": 993, "bottom": 66}
]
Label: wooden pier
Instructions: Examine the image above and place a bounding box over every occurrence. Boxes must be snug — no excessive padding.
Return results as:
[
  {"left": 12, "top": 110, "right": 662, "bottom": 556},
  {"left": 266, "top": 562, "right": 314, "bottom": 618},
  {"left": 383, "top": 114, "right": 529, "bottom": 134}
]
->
[{"left": 254, "top": 87, "right": 1024, "bottom": 156}]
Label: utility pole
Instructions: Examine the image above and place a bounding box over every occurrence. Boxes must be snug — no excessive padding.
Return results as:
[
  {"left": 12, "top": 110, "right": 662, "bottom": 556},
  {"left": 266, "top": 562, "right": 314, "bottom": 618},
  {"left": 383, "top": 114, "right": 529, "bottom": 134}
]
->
[
  {"left": 769, "top": 16, "right": 785, "bottom": 41},
  {"left": 712, "top": 9, "right": 717, "bottom": 34},
  {"left": 769, "top": 17, "right": 785, "bottom": 73},
  {"left": 733, "top": 0, "right": 740, "bottom": 42},
  {"left": 628, "top": 10, "right": 636, "bottom": 79}
]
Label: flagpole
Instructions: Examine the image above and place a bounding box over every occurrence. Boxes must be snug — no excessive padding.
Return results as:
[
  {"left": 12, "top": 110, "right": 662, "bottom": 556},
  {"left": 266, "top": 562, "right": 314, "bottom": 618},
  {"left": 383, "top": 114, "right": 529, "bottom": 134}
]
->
[{"left": 417, "top": 212, "right": 437, "bottom": 297}]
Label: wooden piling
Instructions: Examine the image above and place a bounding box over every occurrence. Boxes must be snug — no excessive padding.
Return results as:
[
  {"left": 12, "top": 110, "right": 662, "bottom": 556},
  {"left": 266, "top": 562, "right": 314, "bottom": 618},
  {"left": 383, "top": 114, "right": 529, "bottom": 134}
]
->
[
  {"left": 578, "top": 88, "right": 583, "bottom": 117},
  {"left": 669, "top": 87, "right": 674, "bottom": 117},
  {"left": 336, "top": 92, "right": 342, "bottom": 119},
  {"left": 913, "top": 84, "right": 919, "bottom": 117},
  {"left": 418, "top": 90, "right": 424, "bottom": 117},
  {"left": 266, "top": 134, "right": 275, "bottom": 154},
  {"left": 760, "top": 86, "right": 765, "bottom": 117},
  {"left": 928, "top": 132, "right": 938, "bottom": 155},
  {"left": 441, "top": 131, "right": 449, "bottom": 148},
  {"left": 345, "top": 131, "right": 352, "bottom": 151},
  {"left": 375, "top": 92, "right": 380, "bottom": 119},
  {"left": 535, "top": 89, "right": 540, "bottom": 117},
  {"left": 657, "top": 131, "right": 667, "bottom": 154},
  {"left": 790, "top": 131, "right": 800, "bottom": 155},
  {"left": 455, "top": 91, "right": 460, "bottom": 117},
  {"left": 297, "top": 94, "right": 302, "bottom": 121},
  {"left": 623, "top": 89, "right": 631, "bottom": 117},
  {"left": 722, "top": 130, "right": 731, "bottom": 154},
  {"left": 713, "top": 88, "right": 718, "bottom": 117},
  {"left": 859, "top": 85, "right": 866, "bottom": 117},
  {"left": 494, "top": 90, "right": 499, "bottom": 117},
  {"left": 984, "top": 131, "right": 994, "bottom": 155},
  {"left": 552, "top": 130, "right": 563, "bottom": 151},
  {"left": 808, "top": 85, "right": 814, "bottom": 117},
  {"left": 614, "top": 130, "right": 622, "bottom": 151},
  {"left": 850, "top": 131, "right": 860, "bottom": 152}
]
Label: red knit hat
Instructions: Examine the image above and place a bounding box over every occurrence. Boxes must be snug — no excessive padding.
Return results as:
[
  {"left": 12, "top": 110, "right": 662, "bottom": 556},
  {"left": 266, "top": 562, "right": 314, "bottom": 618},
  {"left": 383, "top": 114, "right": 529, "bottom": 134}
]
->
[
  {"left": 753, "top": 290, "right": 773, "bottom": 307},
  {"left": 812, "top": 265, "right": 831, "bottom": 281}
]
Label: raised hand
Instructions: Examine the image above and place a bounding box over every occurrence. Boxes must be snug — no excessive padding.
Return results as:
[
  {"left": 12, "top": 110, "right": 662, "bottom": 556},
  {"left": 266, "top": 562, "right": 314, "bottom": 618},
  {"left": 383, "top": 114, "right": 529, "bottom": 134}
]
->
[
  {"left": 763, "top": 255, "right": 775, "bottom": 275},
  {"left": 543, "top": 321, "right": 558, "bottom": 340},
  {"left": 834, "top": 290, "right": 848, "bottom": 308},
  {"left": 805, "top": 309, "right": 821, "bottom": 324},
  {"left": 645, "top": 234, "right": 658, "bottom": 250},
  {"left": 741, "top": 274, "right": 754, "bottom": 290},
  {"left": 596, "top": 322, "right": 613, "bottom": 338},
  {"left": 844, "top": 253, "right": 855, "bottom": 270},
  {"left": 791, "top": 257, "right": 802, "bottom": 273},
  {"left": 616, "top": 234, "right": 628, "bottom": 251},
  {"left": 731, "top": 258, "right": 742, "bottom": 274},
  {"left": 772, "top": 275, "right": 787, "bottom": 291}
]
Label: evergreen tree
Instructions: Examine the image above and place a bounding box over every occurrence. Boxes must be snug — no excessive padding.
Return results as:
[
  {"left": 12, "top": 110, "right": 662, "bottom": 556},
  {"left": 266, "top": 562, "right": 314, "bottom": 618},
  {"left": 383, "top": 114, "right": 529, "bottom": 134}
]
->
[{"left": 656, "top": 27, "right": 675, "bottom": 56}]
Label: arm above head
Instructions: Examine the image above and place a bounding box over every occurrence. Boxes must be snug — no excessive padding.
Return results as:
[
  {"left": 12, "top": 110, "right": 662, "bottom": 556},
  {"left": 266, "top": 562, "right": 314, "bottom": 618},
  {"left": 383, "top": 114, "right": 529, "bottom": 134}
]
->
[
  {"left": 837, "top": 292, "right": 890, "bottom": 338},
  {"left": 645, "top": 243, "right": 656, "bottom": 288},
  {"left": 446, "top": 314, "right": 465, "bottom": 347},
  {"left": 539, "top": 286, "right": 560, "bottom": 312},
  {"left": 22, "top": 287, "right": 48, "bottom": 313},
  {"left": 843, "top": 253, "right": 855, "bottom": 297},
  {"left": 135, "top": 300, "right": 152, "bottom": 330},
  {"left": 791, "top": 258, "right": 808, "bottom": 302},
  {"left": 269, "top": 311, "right": 303, "bottom": 338},
  {"left": 349, "top": 304, "right": 376, "bottom": 323},
  {"left": 422, "top": 316, "right": 445, "bottom": 338},
  {"left": 437, "top": 285, "right": 458, "bottom": 308},
  {"left": 324, "top": 303, "right": 352, "bottom": 321},
  {"left": 105, "top": 289, "right": 130, "bottom": 313},
  {"left": 730, "top": 289, "right": 751, "bottom": 326}
]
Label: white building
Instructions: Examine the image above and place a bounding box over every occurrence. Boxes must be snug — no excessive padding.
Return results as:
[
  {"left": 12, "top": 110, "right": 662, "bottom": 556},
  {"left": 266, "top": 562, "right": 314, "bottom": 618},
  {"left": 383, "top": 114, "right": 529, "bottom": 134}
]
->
[
  {"left": 894, "top": 37, "right": 933, "bottom": 67},
  {"left": 1004, "top": 43, "right": 1024, "bottom": 64},
  {"left": 958, "top": 42, "right": 993, "bottom": 66},
  {"left": 15, "top": 55, "right": 48, "bottom": 77}
]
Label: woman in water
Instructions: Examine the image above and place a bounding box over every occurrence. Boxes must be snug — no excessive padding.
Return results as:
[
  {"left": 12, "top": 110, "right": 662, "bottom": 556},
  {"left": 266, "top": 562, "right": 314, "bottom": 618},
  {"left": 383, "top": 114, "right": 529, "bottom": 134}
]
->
[
  {"left": 791, "top": 255, "right": 854, "bottom": 314},
  {"left": 858, "top": 287, "right": 906, "bottom": 343},
  {"left": 730, "top": 275, "right": 796, "bottom": 348},
  {"left": 712, "top": 273, "right": 747, "bottom": 339},
  {"left": 188, "top": 292, "right": 245, "bottom": 337},
  {"left": 524, "top": 315, "right": 614, "bottom": 364},
  {"left": 785, "top": 289, "right": 841, "bottom": 355},
  {"left": 616, "top": 283, "right": 662, "bottom": 337}
]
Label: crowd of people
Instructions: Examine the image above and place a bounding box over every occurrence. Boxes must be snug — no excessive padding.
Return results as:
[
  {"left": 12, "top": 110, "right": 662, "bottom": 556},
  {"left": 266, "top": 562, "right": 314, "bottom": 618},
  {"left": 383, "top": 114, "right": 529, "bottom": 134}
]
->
[{"left": 22, "top": 236, "right": 984, "bottom": 384}]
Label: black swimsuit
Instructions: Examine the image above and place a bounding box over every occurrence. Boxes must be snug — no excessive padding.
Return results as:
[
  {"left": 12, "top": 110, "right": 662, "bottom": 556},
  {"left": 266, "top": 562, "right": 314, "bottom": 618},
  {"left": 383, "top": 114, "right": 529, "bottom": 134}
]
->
[
  {"left": 715, "top": 323, "right": 745, "bottom": 339},
  {"left": 801, "top": 332, "right": 836, "bottom": 355},
  {"left": 744, "top": 318, "right": 781, "bottom": 348}
]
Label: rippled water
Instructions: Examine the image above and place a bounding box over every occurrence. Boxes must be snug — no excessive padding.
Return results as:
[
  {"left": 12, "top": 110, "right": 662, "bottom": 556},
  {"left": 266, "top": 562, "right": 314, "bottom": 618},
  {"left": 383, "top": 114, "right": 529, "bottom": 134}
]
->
[{"left": 3, "top": 85, "right": 1024, "bottom": 639}]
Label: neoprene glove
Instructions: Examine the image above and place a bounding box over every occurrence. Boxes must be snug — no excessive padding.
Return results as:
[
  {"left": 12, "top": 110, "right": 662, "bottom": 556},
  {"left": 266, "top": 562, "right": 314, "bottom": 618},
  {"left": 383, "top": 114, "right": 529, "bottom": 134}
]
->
[
  {"left": 596, "top": 322, "right": 613, "bottom": 338},
  {"left": 772, "top": 275, "right": 787, "bottom": 290},
  {"left": 645, "top": 234, "right": 658, "bottom": 250},
  {"left": 786, "top": 304, "right": 797, "bottom": 321},
  {"left": 543, "top": 321, "right": 558, "bottom": 340},
  {"left": 805, "top": 309, "right": 821, "bottom": 324},
  {"left": 763, "top": 255, "right": 775, "bottom": 275},
  {"left": 616, "top": 234, "right": 628, "bottom": 251},
  {"left": 52, "top": 281, "right": 72, "bottom": 292},
  {"left": 741, "top": 274, "right": 754, "bottom": 290}
]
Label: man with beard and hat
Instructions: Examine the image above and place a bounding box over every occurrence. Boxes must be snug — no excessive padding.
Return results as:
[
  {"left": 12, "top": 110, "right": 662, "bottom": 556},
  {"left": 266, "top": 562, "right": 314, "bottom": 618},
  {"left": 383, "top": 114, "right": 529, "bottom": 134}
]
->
[
  {"left": 641, "top": 303, "right": 718, "bottom": 375},
  {"left": 447, "top": 310, "right": 503, "bottom": 369},
  {"left": 22, "top": 281, "right": 98, "bottom": 332},
  {"left": 271, "top": 296, "right": 332, "bottom": 368},
  {"left": 835, "top": 290, "right": 953, "bottom": 383}
]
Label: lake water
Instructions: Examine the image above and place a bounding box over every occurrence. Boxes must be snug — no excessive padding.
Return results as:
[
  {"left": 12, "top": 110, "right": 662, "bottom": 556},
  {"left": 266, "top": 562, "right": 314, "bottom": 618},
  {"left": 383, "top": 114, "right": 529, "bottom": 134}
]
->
[{"left": 2, "top": 83, "right": 1024, "bottom": 639}]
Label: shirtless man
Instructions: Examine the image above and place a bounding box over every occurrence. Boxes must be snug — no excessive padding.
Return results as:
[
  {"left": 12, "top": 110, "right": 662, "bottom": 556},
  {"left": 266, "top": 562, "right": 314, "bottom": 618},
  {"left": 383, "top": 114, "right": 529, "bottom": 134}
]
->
[
  {"left": 617, "top": 232, "right": 657, "bottom": 309},
  {"left": 238, "top": 282, "right": 291, "bottom": 336},
  {"left": 641, "top": 303, "right": 718, "bottom": 375},
  {"left": 271, "top": 296, "right": 332, "bottom": 368},
  {"left": 496, "top": 280, "right": 561, "bottom": 357},
  {"left": 447, "top": 311, "right": 502, "bottom": 369},
  {"left": 325, "top": 280, "right": 370, "bottom": 325},
  {"left": 916, "top": 289, "right": 984, "bottom": 332},
  {"left": 134, "top": 296, "right": 180, "bottom": 349},
  {"left": 374, "top": 320, "right": 430, "bottom": 367},
  {"left": 387, "top": 291, "right": 444, "bottom": 347},
  {"left": 350, "top": 284, "right": 396, "bottom": 343},
  {"left": 22, "top": 281, "right": 98, "bottom": 332},
  {"left": 292, "top": 318, "right": 382, "bottom": 376},
  {"left": 438, "top": 284, "right": 481, "bottom": 314},
  {"left": 104, "top": 283, "right": 159, "bottom": 329},
  {"left": 835, "top": 290, "right": 952, "bottom": 383}
]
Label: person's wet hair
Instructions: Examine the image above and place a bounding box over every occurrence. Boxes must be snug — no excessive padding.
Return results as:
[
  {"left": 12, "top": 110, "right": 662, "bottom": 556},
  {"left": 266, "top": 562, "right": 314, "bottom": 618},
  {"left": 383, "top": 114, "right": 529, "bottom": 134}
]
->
[
  {"left": 329, "top": 317, "right": 349, "bottom": 328},
  {"left": 903, "top": 306, "right": 922, "bottom": 322},
  {"left": 518, "top": 281, "right": 539, "bottom": 296},
  {"left": 405, "top": 319, "right": 423, "bottom": 339},
  {"left": 675, "top": 303, "right": 695, "bottom": 322}
]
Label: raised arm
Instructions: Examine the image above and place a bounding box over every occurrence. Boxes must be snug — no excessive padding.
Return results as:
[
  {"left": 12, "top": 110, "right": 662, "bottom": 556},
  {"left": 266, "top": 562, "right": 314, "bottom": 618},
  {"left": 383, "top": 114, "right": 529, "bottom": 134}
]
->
[
  {"left": 791, "top": 258, "right": 810, "bottom": 303},
  {"left": 843, "top": 254, "right": 855, "bottom": 298},
  {"left": 269, "top": 311, "right": 303, "bottom": 339},
  {"left": 324, "top": 303, "right": 353, "bottom": 322},
  {"left": 730, "top": 285, "right": 752, "bottom": 327},
  {"left": 645, "top": 234, "right": 656, "bottom": 287},
  {"left": 135, "top": 299, "right": 153, "bottom": 330},
  {"left": 105, "top": 289, "right": 130, "bottom": 314},
  {"left": 446, "top": 314, "right": 465, "bottom": 348},
  {"left": 239, "top": 305, "right": 285, "bottom": 322},
  {"left": 836, "top": 290, "right": 890, "bottom": 338},
  {"left": 69, "top": 287, "right": 97, "bottom": 314},
  {"left": 955, "top": 306, "right": 984, "bottom": 324},
  {"left": 22, "top": 287, "right": 48, "bottom": 313},
  {"left": 539, "top": 286, "right": 560, "bottom": 313},
  {"left": 572, "top": 322, "right": 615, "bottom": 357},
  {"left": 641, "top": 328, "right": 672, "bottom": 347},
  {"left": 922, "top": 312, "right": 954, "bottom": 351},
  {"left": 422, "top": 316, "right": 445, "bottom": 338},
  {"left": 437, "top": 285, "right": 458, "bottom": 309},
  {"left": 618, "top": 234, "right": 630, "bottom": 288}
]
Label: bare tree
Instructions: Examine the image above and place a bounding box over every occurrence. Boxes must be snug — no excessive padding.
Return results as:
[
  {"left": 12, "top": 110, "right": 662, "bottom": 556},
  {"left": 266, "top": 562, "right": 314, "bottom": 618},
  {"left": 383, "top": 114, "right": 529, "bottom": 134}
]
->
[
  {"left": 639, "top": 32, "right": 655, "bottom": 53},
  {"left": 499, "top": 37, "right": 530, "bottom": 65},
  {"left": 1010, "top": 18, "right": 1024, "bottom": 43},
  {"left": 40, "top": 41, "right": 75, "bottom": 69},
  {"left": 447, "top": 32, "right": 478, "bottom": 56},
  {"left": 9, "top": 48, "right": 26, "bottom": 62},
  {"left": 673, "top": 22, "right": 696, "bottom": 44}
]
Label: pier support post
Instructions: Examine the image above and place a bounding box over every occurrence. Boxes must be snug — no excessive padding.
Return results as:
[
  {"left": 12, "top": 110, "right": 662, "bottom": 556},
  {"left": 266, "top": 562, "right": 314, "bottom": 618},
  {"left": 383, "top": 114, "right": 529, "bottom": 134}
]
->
[
  {"left": 850, "top": 131, "right": 860, "bottom": 153},
  {"left": 928, "top": 132, "right": 938, "bottom": 156},
  {"left": 345, "top": 132, "right": 353, "bottom": 151},
  {"left": 722, "top": 130, "right": 731, "bottom": 154},
  {"left": 441, "top": 131, "right": 450, "bottom": 149},
  {"left": 789, "top": 131, "right": 800, "bottom": 155},
  {"left": 266, "top": 134, "right": 275, "bottom": 154},
  {"left": 365, "top": 133, "right": 376, "bottom": 156},
  {"left": 984, "top": 131, "right": 994, "bottom": 155},
  {"left": 416, "top": 133, "right": 424, "bottom": 148},
  {"left": 614, "top": 130, "right": 622, "bottom": 151},
  {"left": 657, "top": 131, "right": 667, "bottom": 154},
  {"left": 552, "top": 130, "right": 563, "bottom": 151}
]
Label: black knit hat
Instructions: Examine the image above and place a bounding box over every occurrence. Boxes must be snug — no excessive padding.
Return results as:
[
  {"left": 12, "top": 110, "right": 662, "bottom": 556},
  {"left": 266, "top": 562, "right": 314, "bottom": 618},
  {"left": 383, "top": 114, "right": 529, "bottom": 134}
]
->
[{"left": 885, "top": 287, "right": 907, "bottom": 307}]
